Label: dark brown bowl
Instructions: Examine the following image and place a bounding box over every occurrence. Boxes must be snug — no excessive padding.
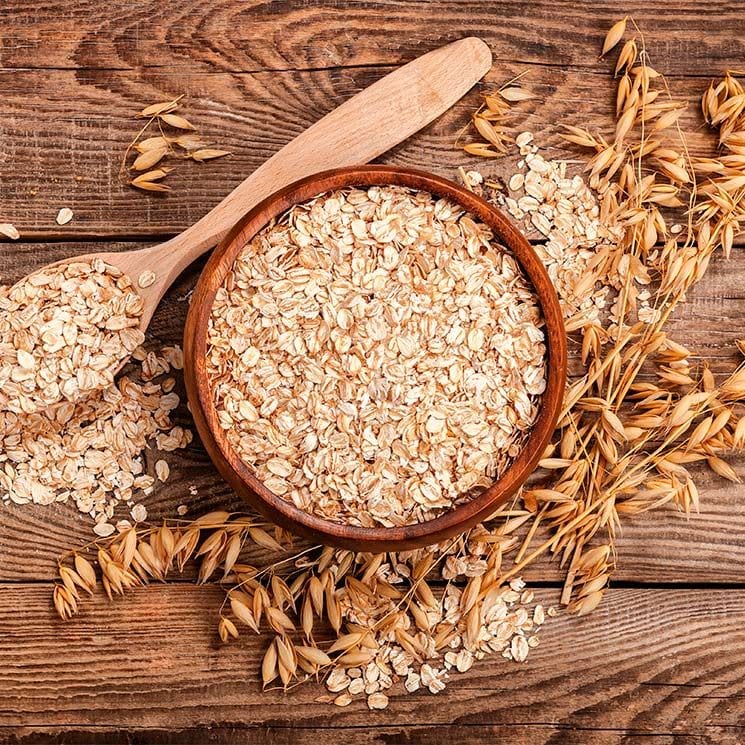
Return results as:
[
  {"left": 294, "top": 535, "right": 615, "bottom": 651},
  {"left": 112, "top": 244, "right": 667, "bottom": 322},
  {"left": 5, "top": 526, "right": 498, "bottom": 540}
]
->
[{"left": 183, "top": 166, "right": 567, "bottom": 552}]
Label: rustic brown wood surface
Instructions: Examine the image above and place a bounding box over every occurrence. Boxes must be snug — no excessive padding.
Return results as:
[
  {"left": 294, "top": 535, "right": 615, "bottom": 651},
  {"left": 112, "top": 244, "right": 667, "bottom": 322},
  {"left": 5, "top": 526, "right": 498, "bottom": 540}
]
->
[{"left": 1, "top": 1, "right": 745, "bottom": 743}]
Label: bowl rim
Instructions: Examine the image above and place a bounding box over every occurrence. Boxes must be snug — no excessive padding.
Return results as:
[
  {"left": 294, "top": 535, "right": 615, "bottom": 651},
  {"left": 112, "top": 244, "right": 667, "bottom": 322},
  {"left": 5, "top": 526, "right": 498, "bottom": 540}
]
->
[{"left": 183, "top": 165, "right": 567, "bottom": 551}]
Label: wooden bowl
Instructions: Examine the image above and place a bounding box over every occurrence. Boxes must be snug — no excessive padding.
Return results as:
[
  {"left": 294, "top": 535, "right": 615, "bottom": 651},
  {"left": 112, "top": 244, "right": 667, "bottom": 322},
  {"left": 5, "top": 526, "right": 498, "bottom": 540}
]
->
[{"left": 183, "top": 166, "right": 567, "bottom": 552}]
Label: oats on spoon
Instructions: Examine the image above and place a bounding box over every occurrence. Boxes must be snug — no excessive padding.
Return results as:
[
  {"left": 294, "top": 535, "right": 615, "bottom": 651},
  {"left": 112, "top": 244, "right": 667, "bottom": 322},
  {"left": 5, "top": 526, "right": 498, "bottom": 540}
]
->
[{"left": 0, "top": 259, "right": 144, "bottom": 414}]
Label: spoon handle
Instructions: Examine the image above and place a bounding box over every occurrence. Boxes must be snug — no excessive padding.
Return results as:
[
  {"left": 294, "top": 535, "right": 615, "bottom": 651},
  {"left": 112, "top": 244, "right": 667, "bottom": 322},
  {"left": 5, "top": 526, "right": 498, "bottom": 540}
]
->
[{"left": 158, "top": 37, "right": 491, "bottom": 279}]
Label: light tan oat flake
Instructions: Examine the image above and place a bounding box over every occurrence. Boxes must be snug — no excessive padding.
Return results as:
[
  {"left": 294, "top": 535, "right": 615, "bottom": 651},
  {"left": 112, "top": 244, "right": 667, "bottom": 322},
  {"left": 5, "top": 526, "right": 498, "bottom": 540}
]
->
[
  {"left": 138, "top": 270, "right": 157, "bottom": 289},
  {"left": 334, "top": 693, "right": 352, "bottom": 707},
  {"left": 56, "top": 208, "right": 74, "bottom": 226},
  {"left": 367, "top": 692, "right": 389, "bottom": 710},
  {"left": 155, "top": 459, "right": 170, "bottom": 482},
  {"left": 131, "top": 503, "right": 148, "bottom": 523},
  {"left": 93, "top": 522, "right": 115, "bottom": 538},
  {"left": 0, "top": 223, "right": 20, "bottom": 240}
]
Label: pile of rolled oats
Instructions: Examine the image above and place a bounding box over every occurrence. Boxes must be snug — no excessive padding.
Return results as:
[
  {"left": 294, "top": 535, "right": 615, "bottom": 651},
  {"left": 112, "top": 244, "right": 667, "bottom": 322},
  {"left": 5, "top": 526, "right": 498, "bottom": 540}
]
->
[
  {"left": 497, "top": 136, "right": 669, "bottom": 331},
  {"left": 466, "top": 132, "right": 651, "bottom": 335},
  {"left": 0, "top": 274, "right": 189, "bottom": 535},
  {"left": 0, "top": 259, "right": 145, "bottom": 415},
  {"left": 502, "top": 134, "right": 619, "bottom": 323},
  {"left": 207, "top": 185, "right": 547, "bottom": 527},
  {"left": 325, "top": 567, "right": 548, "bottom": 708}
]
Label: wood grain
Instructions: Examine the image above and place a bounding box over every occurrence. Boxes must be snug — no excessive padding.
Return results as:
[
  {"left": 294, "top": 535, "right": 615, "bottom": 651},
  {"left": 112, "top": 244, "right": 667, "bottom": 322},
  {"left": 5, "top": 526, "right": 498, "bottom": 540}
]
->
[
  {"left": 4, "top": 725, "right": 734, "bottom": 745},
  {"left": 3, "top": 464, "right": 744, "bottom": 586},
  {"left": 1, "top": 585, "right": 745, "bottom": 740},
  {"left": 1, "top": 240, "right": 744, "bottom": 582},
  {"left": 0, "top": 64, "right": 734, "bottom": 241},
  {"left": 1, "top": 0, "right": 742, "bottom": 76},
  {"left": 3, "top": 2, "right": 745, "bottom": 741}
]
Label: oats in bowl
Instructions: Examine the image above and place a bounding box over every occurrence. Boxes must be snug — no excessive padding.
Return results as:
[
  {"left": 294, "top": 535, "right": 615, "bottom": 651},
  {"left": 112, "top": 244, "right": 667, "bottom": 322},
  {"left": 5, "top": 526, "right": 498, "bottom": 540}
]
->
[{"left": 205, "top": 185, "right": 546, "bottom": 528}]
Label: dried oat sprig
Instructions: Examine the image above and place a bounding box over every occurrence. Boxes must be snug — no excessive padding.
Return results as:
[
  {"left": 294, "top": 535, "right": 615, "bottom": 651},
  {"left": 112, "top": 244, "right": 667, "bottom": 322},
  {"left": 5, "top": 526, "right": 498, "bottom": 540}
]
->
[
  {"left": 462, "top": 76, "right": 534, "bottom": 158},
  {"left": 55, "top": 506, "right": 549, "bottom": 707},
  {"left": 52, "top": 512, "right": 288, "bottom": 616},
  {"left": 123, "top": 96, "right": 230, "bottom": 193},
  {"left": 524, "top": 29, "right": 745, "bottom": 608},
  {"left": 465, "top": 18, "right": 745, "bottom": 616}
]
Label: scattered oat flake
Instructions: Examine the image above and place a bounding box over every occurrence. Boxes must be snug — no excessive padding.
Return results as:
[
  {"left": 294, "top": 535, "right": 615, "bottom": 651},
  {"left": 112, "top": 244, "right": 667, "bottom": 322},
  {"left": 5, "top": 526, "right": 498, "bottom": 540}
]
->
[
  {"left": 131, "top": 504, "right": 148, "bottom": 523},
  {"left": 177, "top": 504, "right": 189, "bottom": 516},
  {"left": 93, "top": 522, "right": 115, "bottom": 537},
  {"left": 465, "top": 170, "right": 483, "bottom": 187},
  {"left": 0, "top": 223, "right": 20, "bottom": 240},
  {"left": 508, "top": 173, "right": 524, "bottom": 191},
  {"left": 533, "top": 604, "right": 546, "bottom": 625},
  {"left": 155, "top": 459, "right": 170, "bottom": 482},
  {"left": 56, "top": 208, "right": 73, "bottom": 226},
  {"left": 162, "top": 345, "right": 185, "bottom": 370},
  {"left": 367, "top": 693, "right": 389, "bottom": 710},
  {"left": 138, "top": 270, "right": 157, "bottom": 289},
  {"left": 511, "top": 635, "right": 530, "bottom": 662},
  {"left": 404, "top": 673, "right": 421, "bottom": 692}
]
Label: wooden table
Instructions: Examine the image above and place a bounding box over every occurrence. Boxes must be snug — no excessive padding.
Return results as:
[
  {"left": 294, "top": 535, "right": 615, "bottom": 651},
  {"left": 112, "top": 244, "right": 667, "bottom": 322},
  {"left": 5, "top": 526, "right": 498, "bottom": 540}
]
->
[{"left": 2, "top": 2, "right": 745, "bottom": 743}]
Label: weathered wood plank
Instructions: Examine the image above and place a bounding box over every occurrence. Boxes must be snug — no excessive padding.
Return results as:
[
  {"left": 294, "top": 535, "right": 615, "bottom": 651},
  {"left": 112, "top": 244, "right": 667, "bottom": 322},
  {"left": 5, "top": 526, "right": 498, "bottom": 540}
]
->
[
  {"left": 0, "top": 63, "right": 732, "bottom": 240},
  {"left": 1, "top": 2, "right": 744, "bottom": 741},
  {"left": 0, "top": 724, "right": 732, "bottom": 745},
  {"left": 3, "top": 463, "right": 743, "bottom": 584},
  {"left": 1, "top": 241, "right": 744, "bottom": 583},
  {"left": 1, "top": 586, "right": 745, "bottom": 738},
  {"left": 1, "top": 0, "right": 742, "bottom": 76}
]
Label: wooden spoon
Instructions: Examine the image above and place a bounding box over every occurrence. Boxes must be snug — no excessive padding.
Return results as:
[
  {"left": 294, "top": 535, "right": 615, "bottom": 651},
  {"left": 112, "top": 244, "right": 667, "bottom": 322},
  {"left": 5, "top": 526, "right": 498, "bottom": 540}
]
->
[{"left": 6, "top": 37, "right": 491, "bottom": 412}]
